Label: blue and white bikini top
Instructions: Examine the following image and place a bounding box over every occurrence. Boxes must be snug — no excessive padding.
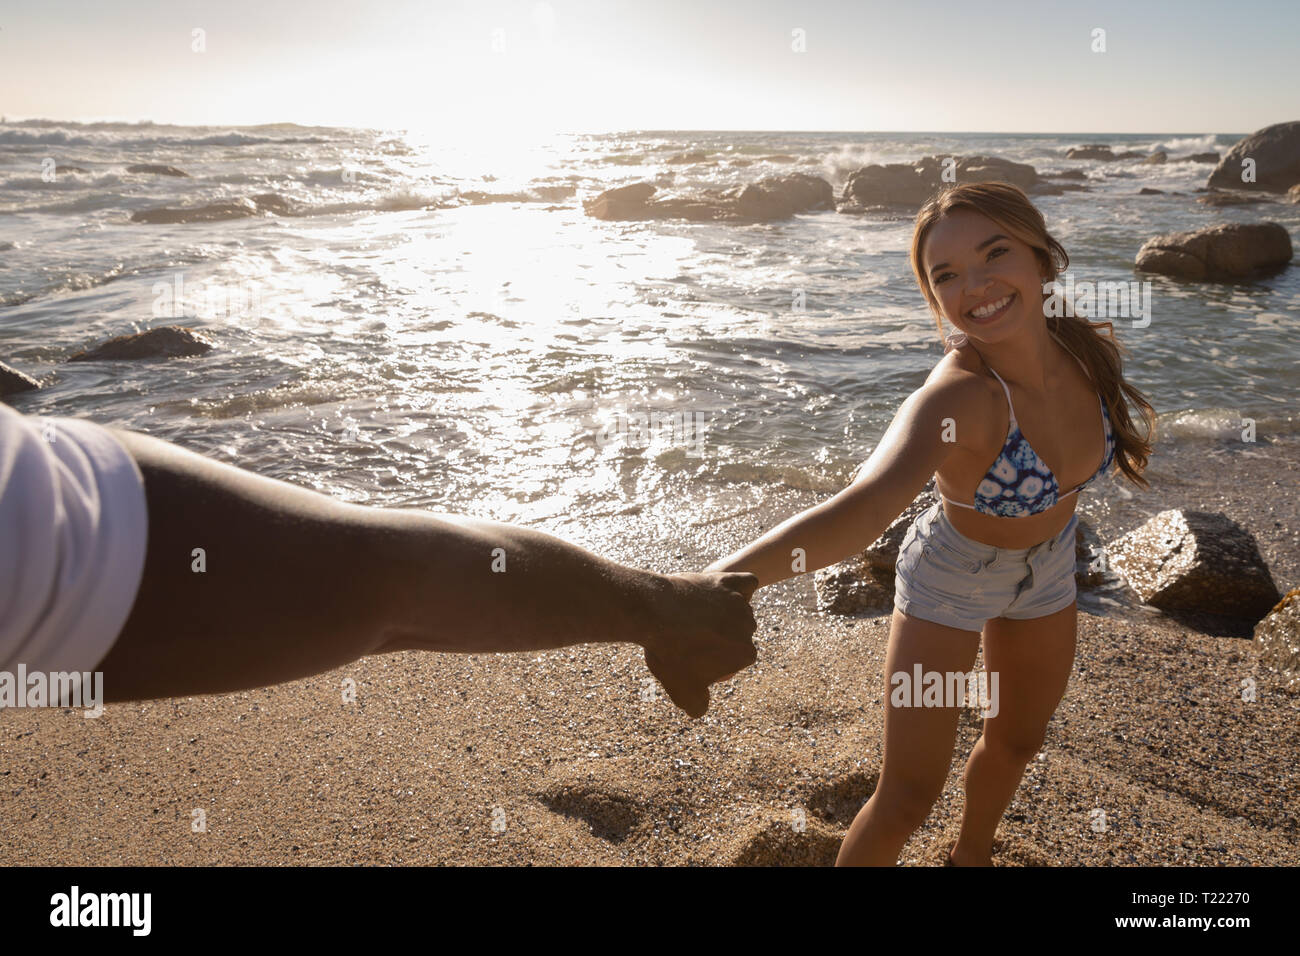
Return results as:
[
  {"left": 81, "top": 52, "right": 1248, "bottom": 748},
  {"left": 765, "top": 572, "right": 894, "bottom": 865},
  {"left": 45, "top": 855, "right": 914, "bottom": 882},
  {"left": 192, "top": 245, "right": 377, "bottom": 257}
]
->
[{"left": 939, "top": 343, "right": 1116, "bottom": 518}]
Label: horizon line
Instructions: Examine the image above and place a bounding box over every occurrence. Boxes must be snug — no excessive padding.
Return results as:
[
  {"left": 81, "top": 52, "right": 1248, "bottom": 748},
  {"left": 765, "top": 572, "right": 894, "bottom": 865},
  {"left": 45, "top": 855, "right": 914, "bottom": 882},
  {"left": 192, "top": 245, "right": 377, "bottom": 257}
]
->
[{"left": 0, "top": 117, "right": 1252, "bottom": 138}]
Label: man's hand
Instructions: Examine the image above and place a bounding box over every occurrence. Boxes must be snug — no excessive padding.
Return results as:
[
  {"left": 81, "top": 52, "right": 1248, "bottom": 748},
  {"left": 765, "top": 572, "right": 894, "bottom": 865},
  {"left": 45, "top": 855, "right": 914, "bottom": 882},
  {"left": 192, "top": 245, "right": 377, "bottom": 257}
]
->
[{"left": 640, "top": 571, "right": 759, "bottom": 719}]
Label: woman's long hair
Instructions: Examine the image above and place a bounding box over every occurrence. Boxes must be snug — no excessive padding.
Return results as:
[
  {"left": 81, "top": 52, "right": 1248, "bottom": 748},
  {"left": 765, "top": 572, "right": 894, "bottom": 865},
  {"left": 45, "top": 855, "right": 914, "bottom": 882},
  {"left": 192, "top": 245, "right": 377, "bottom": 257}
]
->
[{"left": 909, "top": 181, "right": 1156, "bottom": 490}]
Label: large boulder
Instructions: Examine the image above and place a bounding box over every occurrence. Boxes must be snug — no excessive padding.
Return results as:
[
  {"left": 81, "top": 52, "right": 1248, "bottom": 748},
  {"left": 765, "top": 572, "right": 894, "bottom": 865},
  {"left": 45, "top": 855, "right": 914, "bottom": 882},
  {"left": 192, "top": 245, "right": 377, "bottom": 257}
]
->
[
  {"left": 1181, "top": 152, "right": 1220, "bottom": 163},
  {"left": 1134, "top": 222, "right": 1292, "bottom": 280},
  {"left": 735, "top": 174, "right": 835, "bottom": 219},
  {"left": 1108, "top": 510, "right": 1281, "bottom": 622},
  {"left": 942, "top": 154, "right": 1040, "bottom": 190},
  {"left": 69, "top": 326, "right": 213, "bottom": 362},
  {"left": 1142, "top": 151, "right": 1168, "bottom": 165},
  {"left": 0, "top": 361, "right": 40, "bottom": 398},
  {"left": 1254, "top": 588, "right": 1300, "bottom": 690},
  {"left": 841, "top": 163, "right": 934, "bottom": 207},
  {"left": 840, "top": 154, "right": 1043, "bottom": 210},
  {"left": 1207, "top": 121, "right": 1300, "bottom": 193}
]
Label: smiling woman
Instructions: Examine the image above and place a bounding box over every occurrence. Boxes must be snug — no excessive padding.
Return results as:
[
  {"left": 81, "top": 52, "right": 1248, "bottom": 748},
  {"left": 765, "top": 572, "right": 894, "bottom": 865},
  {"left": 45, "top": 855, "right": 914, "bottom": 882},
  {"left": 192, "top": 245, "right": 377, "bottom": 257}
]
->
[
  {"left": 909, "top": 182, "right": 1156, "bottom": 548},
  {"left": 702, "top": 180, "right": 1160, "bottom": 866}
]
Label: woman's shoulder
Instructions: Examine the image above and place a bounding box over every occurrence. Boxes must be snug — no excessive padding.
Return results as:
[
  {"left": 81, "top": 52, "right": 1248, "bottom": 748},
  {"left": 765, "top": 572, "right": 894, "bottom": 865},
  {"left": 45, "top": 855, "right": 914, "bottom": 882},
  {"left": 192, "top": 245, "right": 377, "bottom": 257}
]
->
[
  {"left": 919, "top": 336, "right": 999, "bottom": 447},
  {"left": 929, "top": 333, "right": 991, "bottom": 392}
]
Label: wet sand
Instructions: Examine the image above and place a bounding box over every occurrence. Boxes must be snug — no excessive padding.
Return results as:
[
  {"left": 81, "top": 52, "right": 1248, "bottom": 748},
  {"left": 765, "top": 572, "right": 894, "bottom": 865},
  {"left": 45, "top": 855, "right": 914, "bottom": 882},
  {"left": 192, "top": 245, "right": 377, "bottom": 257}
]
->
[{"left": 2, "top": 431, "right": 1297, "bottom": 865}]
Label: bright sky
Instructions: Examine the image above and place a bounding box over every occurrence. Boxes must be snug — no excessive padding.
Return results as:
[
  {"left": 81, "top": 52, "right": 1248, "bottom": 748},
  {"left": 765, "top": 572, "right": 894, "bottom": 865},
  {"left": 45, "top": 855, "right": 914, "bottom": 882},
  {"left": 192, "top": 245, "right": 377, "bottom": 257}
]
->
[{"left": 2, "top": 0, "right": 1296, "bottom": 134}]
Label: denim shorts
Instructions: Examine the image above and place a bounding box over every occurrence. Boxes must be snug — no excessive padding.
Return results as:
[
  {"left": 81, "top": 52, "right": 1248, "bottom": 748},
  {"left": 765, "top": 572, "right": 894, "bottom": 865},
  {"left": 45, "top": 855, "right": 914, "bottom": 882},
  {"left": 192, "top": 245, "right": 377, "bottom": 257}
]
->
[{"left": 893, "top": 501, "right": 1079, "bottom": 633}]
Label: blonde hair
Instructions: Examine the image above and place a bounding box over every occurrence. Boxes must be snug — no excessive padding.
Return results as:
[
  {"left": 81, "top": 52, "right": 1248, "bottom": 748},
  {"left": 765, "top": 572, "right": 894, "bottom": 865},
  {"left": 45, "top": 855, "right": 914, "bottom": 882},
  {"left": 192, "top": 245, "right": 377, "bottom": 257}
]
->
[{"left": 909, "top": 181, "right": 1156, "bottom": 490}]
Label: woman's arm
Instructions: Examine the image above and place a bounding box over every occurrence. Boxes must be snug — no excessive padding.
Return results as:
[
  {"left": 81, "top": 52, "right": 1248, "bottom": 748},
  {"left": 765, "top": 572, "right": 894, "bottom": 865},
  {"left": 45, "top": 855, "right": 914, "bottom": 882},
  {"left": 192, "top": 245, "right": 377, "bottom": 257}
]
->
[
  {"left": 704, "top": 378, "right": 975, "bottom": 588},
  {"left": 98, "top": 428, "right": 758, "bottom": 718}
]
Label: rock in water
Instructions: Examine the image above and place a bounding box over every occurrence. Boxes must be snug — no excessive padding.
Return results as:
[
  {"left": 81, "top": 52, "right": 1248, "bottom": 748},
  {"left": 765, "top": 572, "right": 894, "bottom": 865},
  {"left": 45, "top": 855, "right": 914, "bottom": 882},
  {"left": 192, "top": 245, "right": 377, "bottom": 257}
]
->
[
  {"left": 1254, "top": 588, "right": 1300, "bottom": 690},
  {"left": 248, "top": 193, "right": 301, "bottom": 216},
  {"left": 1066, "top": 144, "right": 1116, "bottom": 160},
  {"left": 944, "top": 154, "right": 1041, "bottom": 189},
  {"left": 1135, "top": 222, "right": 1293, "bottom": 280},
  {"left": 734, "top": 174, "right": 835, "bottom": 220},
  {"left": 68, "top": 326, "right": 214, "bottom": 362},
  {"left": 839, "top": 155, "right": 1042, "bottom": 209},
  {"left": 1207, "top": 120, "right": 1300, "bottom": 193},
  {"left": 599, "top": 182, "right": 657, "bottom": 204},
  {"left": 0, "top": 360, "right": 41, "bottom": 398},
  {"left": 1195, "top": 190, "right": 1276, "bottom": 207},
  {"left": 126, "top": 163, "right": 189, "bottom": 177},
  {"left": 1107, "top": 510, "right": 1281, "bottom": 621},
  {"left": 1142, "top": 151, "right": 1168, "bottom": 165},
  {"left": 583, "top": 174, "right": 832, "bottom": 223},
  {"left": 582, "top": 182, "right": 658, "bottom": 220},
  {"left": 840, "top": 162, "right": 933, "bottom": 207},
  {"left": 131, "top": 198, "right": 260, "bottom": 223}
]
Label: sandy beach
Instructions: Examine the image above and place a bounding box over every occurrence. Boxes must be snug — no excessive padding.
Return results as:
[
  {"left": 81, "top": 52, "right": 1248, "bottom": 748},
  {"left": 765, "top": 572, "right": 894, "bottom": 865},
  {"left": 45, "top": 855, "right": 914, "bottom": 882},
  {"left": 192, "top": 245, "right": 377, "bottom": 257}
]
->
[
  {"left": 2, "top": 429, "right": 1296, "bottom": 867},
  {"left": 5, "top": 0, "right": 1300, "bottom": 877}
]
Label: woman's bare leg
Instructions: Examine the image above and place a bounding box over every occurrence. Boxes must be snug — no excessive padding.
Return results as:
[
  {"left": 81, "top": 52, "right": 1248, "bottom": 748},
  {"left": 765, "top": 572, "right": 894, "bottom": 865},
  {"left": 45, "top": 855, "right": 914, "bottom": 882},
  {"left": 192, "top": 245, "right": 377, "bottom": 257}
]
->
[
  {"left": 836, "top": 608, "right": 981, "bottom": 866},
  {"left": 952, "top": 600, "right": 1077, "bottom": 865}
]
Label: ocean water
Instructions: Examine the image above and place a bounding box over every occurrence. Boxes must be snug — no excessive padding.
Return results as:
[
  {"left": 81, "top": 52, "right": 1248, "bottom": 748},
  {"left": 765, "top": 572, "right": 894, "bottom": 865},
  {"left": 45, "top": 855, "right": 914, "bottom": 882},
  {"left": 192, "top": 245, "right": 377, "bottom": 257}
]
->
[{"left": 2, "top": 122, "right": 1297, "bottom": 558}]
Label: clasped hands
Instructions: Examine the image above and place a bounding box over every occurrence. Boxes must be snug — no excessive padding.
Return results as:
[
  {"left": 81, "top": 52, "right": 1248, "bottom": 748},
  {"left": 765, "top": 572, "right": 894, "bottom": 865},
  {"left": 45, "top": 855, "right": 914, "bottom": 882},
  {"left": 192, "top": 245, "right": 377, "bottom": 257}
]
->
[{"left": 639, "top": 570, "right": 760, "bottom": 720}]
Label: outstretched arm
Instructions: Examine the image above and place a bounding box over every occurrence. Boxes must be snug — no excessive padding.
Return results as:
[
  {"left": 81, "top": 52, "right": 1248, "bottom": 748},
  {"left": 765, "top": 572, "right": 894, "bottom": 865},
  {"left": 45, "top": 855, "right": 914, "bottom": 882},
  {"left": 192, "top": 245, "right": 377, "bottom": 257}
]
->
[
  {"left": 704, "top": 379, "right": 972, "bottom": 588},
  {"left": 99, "top": 428, "right": 758, "bottom": 718}
]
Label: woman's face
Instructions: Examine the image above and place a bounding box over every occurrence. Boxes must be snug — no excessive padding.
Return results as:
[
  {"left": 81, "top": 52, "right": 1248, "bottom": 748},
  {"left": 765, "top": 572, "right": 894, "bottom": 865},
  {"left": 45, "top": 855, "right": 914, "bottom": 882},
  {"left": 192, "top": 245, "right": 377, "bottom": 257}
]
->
[{"left": 920, "top": 208, "right": 1044, "bottom": 341}]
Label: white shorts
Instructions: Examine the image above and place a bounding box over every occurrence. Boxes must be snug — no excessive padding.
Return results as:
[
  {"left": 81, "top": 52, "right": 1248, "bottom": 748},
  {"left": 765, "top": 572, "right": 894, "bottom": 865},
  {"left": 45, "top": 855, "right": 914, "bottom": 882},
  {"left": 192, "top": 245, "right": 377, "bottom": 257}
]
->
[{"left": 894, "top": 502, "right": 1079, "bottom": 633}]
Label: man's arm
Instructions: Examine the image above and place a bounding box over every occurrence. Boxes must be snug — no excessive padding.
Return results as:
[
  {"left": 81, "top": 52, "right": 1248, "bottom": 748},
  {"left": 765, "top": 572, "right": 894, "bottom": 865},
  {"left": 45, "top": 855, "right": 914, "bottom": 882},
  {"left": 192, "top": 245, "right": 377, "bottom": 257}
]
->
[{"left": 98, "top": 428, "right": 758, "bottom": 718}]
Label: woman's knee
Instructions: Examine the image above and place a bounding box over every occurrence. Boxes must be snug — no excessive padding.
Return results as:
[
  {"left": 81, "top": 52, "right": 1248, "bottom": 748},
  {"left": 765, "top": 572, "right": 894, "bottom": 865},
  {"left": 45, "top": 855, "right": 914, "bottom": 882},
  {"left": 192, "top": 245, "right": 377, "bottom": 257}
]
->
[
  {"left": 980, "top": 729, "right": 1045, "bottom": 765},
  {"left": 870, "top": 779, "right": 945, "bottom": 830}
]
